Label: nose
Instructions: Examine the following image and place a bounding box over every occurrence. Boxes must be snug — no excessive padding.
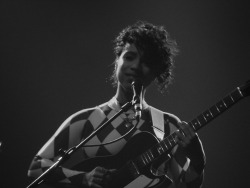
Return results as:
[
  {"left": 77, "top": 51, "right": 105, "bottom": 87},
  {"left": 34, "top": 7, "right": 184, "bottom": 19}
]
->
[
  {"left": 130, "top": 60, "right": 143, "bottom": 76},
  {"left": 131, "top": 59, "right": 141, "bottom": 69},
  {"left": 132, "top": 57, "right": 147, "bottom": 71}
]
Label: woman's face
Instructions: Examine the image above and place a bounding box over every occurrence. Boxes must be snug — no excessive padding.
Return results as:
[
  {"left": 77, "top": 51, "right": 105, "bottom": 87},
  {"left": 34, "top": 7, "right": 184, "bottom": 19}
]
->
[{"left": 115, "top": 43, "right": 156, "bottom": 92}]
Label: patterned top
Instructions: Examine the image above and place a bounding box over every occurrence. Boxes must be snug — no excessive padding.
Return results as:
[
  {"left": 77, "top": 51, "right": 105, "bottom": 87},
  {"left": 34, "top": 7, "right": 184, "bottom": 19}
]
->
[{"left": 28, "top": 97, "right": 205, "bottom": 188}]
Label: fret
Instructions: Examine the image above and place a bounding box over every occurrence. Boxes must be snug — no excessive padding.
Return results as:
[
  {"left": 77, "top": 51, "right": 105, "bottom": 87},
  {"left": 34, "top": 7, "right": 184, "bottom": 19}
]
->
[
  {"left": 197, "top": 114, "right": 207, "bottom": 126},
  {"left": 148, "top": 149, "right": 155, "bottom": 160},
  {"left": 202, "top": 109, "right": 213, "bottom": 122},
  {"left": 202, "top": 113, "right": 208, "bottom": 121},
  {"left": 167, "top": 137, "right": 174, "bottom": 147},
  {"left": 231, "top": 88, "right": 244, "bottom": 101},
  {"left": 191, "top": 119, "right": 201, "bottom": 130},
  {"left": 168, "top": 135, "right": 176, "bottom": 146},
  {"left": 210, "top": 105, "right": 220, "bottom": 117},
  {"left": 144, "top": 153, "right": 151, "bottom": 163},
  {"left": 229, "top": 93, "right": 235, "bottom": 102},
  {"left": 163, "top": 138, "right": 172, "bottom": 149},
  {"left": 159, "top": 141, "right": 168, "bottom": 152},
  {"left": 189, "top": 122, "right": 196, "bottom": 130},
  {"left": 172, "top": 134, "right": 177, "bottom": 144},
  {"left": 139, "top": 155, "right": 147, "bottom": 166},
  {"left": 216, "top": 100, "right": 227, "bottom": 112},
  {"left": 223, "top": 95, "right": 234, "bottom": 107},
  {"left": 237, "top": 87, "right": 244, "bottom": 97},
  {"left": 142, "top": 154, "right": 149, "bottom": 165},
  {"left": 160, "top": 141, "right": 169, "bottom": 151},
  {"left": 145, "top": 151, "right": 152, "bottom": 162},
  {"left": 222, "top": 99, "right": 227, "bottom": 107},
  {"left": 150, "top": 147, "right": 159, "bottom": 160},
  {"left": 137, "top": 151, "right": 153, "bottom": 168},
  {"left": 156, "top": 145, "right": 164, "bottom": 155}
]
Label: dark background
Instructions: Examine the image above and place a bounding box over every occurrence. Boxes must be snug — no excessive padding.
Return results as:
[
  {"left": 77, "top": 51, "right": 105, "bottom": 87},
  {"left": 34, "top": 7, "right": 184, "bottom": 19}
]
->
[{"left": 1, "top": 0, "right": 250, "bottom": 187}]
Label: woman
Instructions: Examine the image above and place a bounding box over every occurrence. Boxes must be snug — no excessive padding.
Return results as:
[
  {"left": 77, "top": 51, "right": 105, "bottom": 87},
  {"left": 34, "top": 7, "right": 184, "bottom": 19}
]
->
[{"left": 28, "top": 21, "right": 206, "bottom": 188}]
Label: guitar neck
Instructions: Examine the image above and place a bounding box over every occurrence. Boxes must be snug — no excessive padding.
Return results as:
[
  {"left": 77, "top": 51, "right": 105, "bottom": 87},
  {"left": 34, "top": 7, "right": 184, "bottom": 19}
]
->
[
  {"left": 189, "top": 87, "right": 244, "bottom": 132},
  {"left": 134, "top": 86, "right": 247, "bottom": 169},
  {"left": 164, "top": 87, "right": 246, "bottom": 151}
]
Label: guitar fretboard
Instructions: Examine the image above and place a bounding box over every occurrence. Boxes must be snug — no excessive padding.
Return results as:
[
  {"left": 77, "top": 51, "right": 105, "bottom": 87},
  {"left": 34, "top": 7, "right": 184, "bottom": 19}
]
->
[{"left": 134, "top": 87, "right": 245, "bottom": 169}]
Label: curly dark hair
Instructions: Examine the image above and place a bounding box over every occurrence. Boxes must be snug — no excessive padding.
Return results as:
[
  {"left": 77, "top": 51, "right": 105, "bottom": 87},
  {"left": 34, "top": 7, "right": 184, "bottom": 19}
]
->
[{"left": 111, "top": 21, "right": 179, "bottom": 94}]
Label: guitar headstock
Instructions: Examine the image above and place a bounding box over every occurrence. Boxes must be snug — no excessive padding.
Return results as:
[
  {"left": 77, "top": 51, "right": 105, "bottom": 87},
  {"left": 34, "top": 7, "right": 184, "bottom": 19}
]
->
[{"left": 239, "top": 80, "right": 250, "bottom": 97}]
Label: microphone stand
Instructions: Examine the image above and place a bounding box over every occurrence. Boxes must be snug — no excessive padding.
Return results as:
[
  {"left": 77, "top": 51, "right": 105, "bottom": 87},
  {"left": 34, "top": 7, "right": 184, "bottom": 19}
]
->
[{"left": 27, "top": 101, "right": 134, "bottom": 188}]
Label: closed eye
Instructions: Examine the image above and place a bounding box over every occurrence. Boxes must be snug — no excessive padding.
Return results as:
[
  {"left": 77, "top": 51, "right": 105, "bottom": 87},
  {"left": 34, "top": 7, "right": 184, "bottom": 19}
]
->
[{"left": 123, "top": 52, "right": 138, "bottom": 61}]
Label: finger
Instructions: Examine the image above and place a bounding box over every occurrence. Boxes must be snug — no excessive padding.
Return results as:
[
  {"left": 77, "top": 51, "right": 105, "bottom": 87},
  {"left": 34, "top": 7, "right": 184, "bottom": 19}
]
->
[
  {"left": 175, "top": 129, "right": 185, "bottom": 141},
  {"left": 108, "top": 169, "right": 116, "bottom": 173},
  {"left": 179, "top": 121, "right": 195, "bottom": 139},
  {"left": 91, "top": 182, "right": 103, "bottom": 188},
  {"left": 93, "top": 167, "right": 107, "bottom": 177},
  {"left": 183, "top": 122, "right": 196, "bottom": 138},
  {"left": 104, "top": 169, "right": 116, "bottom": 181},
  {"left": 175, "top": 131, "right": 186, "bottom": 147},
  {"left": 179, "top": 140, "right": 187, "bottom": 147},
  {"left": 94, "top": 177, "right": 103, "bottom": 184},
  {"left": 98, "top": 167, "right": 108, "bottom": 173},
  {"left": 175, "top": 129, "right": 190, "bottom": 147},
  {"left": 177, "top": 122, "right": 187, "bottom": 137}
]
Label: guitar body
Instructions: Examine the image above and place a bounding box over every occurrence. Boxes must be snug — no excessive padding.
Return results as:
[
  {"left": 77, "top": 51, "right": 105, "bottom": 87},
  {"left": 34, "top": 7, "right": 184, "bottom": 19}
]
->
[
  {"left": 73, "top": 80, "right": 250, "bottom": 188},
  {"left": 76, "top": 132, "right": 172, "bottom": 188}
]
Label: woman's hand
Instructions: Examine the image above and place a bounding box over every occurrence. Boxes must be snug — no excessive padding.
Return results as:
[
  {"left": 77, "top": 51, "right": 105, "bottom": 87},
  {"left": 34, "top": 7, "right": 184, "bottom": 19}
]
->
[
  {"left": 175, "top": 121, "right": 196, "bottom": 148},
  {"left": 83, "top": 166, "right": 115, "bottom": 188}
]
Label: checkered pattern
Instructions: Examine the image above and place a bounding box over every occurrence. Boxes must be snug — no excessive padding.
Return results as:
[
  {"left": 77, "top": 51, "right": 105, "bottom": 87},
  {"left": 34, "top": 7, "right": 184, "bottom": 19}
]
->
[{"left": 28, "top": 98, "right": 205, "bottom": 187}]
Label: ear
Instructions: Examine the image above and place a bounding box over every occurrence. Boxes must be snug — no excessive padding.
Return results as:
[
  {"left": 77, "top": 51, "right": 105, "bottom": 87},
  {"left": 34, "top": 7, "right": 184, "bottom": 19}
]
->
[
  {"left": 113, "top": 59, "right": 118, "bottom": 70},
  {"left": 111, "top": 59, "right": 118, "bottom": 79},
  {"left": 114, "top": 56, "right": 121, "bottom": 68}
]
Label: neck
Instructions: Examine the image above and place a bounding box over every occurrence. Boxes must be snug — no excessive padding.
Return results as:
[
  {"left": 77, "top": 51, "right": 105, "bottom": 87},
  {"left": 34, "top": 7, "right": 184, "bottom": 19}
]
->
[{"left": 115, "top": 83, "right": 146, "bottom": 106}]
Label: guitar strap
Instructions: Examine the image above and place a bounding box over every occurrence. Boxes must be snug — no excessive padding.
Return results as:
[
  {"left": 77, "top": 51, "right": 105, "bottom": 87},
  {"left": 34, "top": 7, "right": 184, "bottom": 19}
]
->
[{"left": 150, "top": 106, "right": 165, "bottom": 140}]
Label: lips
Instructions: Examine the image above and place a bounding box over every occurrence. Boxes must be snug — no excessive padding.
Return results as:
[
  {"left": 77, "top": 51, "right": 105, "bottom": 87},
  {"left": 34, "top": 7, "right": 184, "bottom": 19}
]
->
[
  {"left": 125, "top": 72, "right": 142, "bottom": 78},
  {"left": 125, "top": 73, "right": 143, "bottom": 84},
  {"left": 126, "top": 75, "right": 141, "bottom": 83},
  {"left": 126, "top": 73, "right": 139, "bottom": 78}
]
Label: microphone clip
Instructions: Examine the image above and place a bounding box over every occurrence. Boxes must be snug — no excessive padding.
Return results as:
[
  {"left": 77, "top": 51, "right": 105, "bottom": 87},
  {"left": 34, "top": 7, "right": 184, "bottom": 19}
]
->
[{"left": 131, "top": 81, "right": 143, "bottom": 121}]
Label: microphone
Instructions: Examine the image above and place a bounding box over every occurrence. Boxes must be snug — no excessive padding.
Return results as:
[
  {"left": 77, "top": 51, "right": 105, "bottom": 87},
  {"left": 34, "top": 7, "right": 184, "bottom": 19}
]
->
[
  {"left": 131, "top": 81, "right": 143, "bottom": 121},
  {"left": 0, "top": 141, "right": 3, "bottom": 152}
]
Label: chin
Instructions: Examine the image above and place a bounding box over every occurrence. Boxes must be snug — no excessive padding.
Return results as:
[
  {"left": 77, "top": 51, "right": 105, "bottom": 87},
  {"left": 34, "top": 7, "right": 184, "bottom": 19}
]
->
[{"left": 119, "top": 81, "right": 133, "bottom": 92}]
